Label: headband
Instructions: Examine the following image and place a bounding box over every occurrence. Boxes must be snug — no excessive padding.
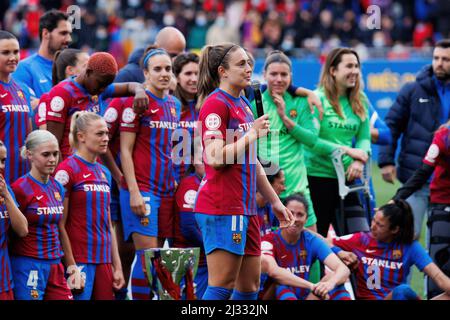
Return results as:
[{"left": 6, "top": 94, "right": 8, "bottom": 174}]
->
[
  {"left": 143, "top": 48, "right": 168, "bottom": 68},
  {"left": 218, "top": 45, "right": 237, "bottom": 68}
]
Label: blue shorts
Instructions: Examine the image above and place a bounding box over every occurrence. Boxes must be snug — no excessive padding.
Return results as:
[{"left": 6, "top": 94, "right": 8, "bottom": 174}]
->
[
  {"left": 110, "top": 180, "right": 121, "bottom": 222},
  {"left": 195, "top": 214, "right": 255, "bottom": 256},
  {"left": 120, "top": 189, "right": 159, "bottom": 241},
  {"left": 10, "top": 256, "right": 72, "bottom": 300}
]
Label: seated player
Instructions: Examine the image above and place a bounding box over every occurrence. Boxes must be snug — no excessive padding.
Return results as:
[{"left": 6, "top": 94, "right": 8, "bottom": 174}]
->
[
  {"left": 260, "top": 193, "right": 352, "bottom": 300},
  {"left": 331, "top": 200, "right": 450, "bottom": 300}
]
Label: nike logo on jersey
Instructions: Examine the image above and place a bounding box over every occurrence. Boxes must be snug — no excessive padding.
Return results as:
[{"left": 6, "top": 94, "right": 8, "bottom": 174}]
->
[
  {"left": 150, "top": 109, "right": 159, "bottom": 114},
  {"left": 366, "top": 249, "right": 376, "bottom": 253},
  {"left": 36, "top": 195, "right": 44, "bottom": 201},
  {"left": 0, "top": 93, "right": 7, "bottom": 98},
  {"left": 281, "top": 255, "right": 287, "bottom": 259},
  {"left": 39, "top": 79, "right": 48, "bottom": 83},
  {"left": 77, "top": 99, "right": 84, "bottom": 104},
  {"left": 419, "top": 98, "right": 429, "bottom": 103},
  {"left": 83, "top": 174, "right": 91, "bottom": 178}
]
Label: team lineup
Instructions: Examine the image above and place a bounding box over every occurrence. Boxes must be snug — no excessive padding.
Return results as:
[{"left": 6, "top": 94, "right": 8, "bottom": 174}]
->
[{"left": 0, "top": 9, "right": 449, "bottom": 301}]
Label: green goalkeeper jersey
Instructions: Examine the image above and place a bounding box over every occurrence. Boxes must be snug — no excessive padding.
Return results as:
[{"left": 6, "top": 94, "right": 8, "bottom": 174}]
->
[
  {"left": 251, "top": 90, "right": 324, "bottom": 199},
  {"left": 304, "top": 87, "right": 371, "bottom": 179}
]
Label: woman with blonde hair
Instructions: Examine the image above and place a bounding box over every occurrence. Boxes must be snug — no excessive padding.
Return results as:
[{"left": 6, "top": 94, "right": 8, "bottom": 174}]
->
[{"left": 55, "top": 111, "right": 124, "bottom": 299}]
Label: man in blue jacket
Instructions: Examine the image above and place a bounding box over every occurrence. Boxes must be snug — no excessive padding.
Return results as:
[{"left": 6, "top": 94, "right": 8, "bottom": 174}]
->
[
  {"left": 114, "top": 26, "right": 186, "bottom": 83},
  {"left": 379, "top": 39, "right": 450, "bottom": 240}
]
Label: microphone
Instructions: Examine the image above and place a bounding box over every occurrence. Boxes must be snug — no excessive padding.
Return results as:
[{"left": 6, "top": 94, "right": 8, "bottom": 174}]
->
[{"left": 251, "top": 80, "right": 264, "bottom": 118}]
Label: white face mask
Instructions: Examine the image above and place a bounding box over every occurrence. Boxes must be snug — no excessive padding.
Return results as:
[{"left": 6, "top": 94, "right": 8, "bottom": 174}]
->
[
  {"left": 196, "top": 16, "right": 207, "bottom": 27},
  {"left": 216, "top": 17, "right": 225, "bottom": 28},
  {"left": 163, "top": 14, "right": 175, "bottom": 26}
]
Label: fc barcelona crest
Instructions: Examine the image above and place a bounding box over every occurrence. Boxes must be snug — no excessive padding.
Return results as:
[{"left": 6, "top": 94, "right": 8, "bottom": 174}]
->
[
  {"left": 232, "top": 232, "right": 242, "bottom": 244},
  {"left": 289, "top": 109, "right": 298, "bottom": 119},
  {"left": 54, "top": 192, "right": 62, "bottom": 201},
  {"left": 246, "top": 106, "right": 252, "bottom": 115},
  {"left": 299, "top": 250, "right": 307, "bottom": 260},
  {"left": 141, "top": 217, "right": 149, "bottom": 226},
  {"left": 171, "top": 107, "right": 177, "bottom": 117},
  {"left": 91, "top": 95, "right": 99, "bottom": 103},
  {"left": 17, "top": 91, "right": 24, "bottom": 100},
  {"left": 30, "top": 290, "right": 39, "bottom": 300},
  {"left": 392, "top": 250, "right": 402, "bottom": 259}
]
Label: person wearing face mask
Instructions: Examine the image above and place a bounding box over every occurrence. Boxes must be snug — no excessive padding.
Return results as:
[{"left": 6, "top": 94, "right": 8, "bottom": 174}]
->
[
  {"left": 187, "top": 12, "right": 209, "bottom": 50},
  {"left": 379, "top": 39, "right": 450, "bottom": 244}
]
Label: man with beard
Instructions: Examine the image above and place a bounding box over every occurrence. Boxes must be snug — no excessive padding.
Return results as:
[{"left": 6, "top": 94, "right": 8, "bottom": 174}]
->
[
  {"left": 379, "top": 39, "right": 450, "bottom": 243},
  {"left": 13, "top": 10, "right": 72, "bottom": 100}
]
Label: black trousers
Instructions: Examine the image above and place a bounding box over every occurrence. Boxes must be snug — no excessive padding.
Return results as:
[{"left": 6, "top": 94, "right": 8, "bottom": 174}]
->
[{"left": 308, "top": 175, "right": 368, "bottom": 237}]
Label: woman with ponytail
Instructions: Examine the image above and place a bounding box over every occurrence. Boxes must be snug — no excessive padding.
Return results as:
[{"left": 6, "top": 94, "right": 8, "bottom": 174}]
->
[
  {"left": 9, "top": 131, "right": 72, "bottom": 300},
  {"left": 330, "top": 199, "right": 450, "bottom": 300},
  {"left": 35, "top": 49, "right": 89, "bottom": 129},
  {"left": 54, "top": 112, "right": 124, "bottom": 300},
  {"left": 194, "top": 43, "right": 293, "bottom": 300},
  {"left": 116, "top": 45, "right": 181, "bottom": 299}
]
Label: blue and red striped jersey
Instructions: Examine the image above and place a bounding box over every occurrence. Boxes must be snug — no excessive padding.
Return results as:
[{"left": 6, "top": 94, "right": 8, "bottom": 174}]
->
[
  {"left": 333, "top": 232, "right": 432, "bottom": 300},
  {"left": 0, "top": 80, "right": 32, "bottom": 183},
  {"left": 119, "top": 90, "right": 181, "bottom": 196},
  {"left": 0, "top": 185, "right": 17, "bottom": 293},
  {"left": 261, "top": 229, "right": 333, "bottom": 299},
  {"left": 103, "top": 97, "right": 129, "bottom": 167},
  {"left": 173, "top": 172, "right": 206, "bottom": 267},
  {"left": 54, "top": 155, "right": 112, "bottom": 264},
  {"left": 173, "top": 99, "right": 199, "bottom": 182},
  {"left": 195, "top": 89, "right": 257, "bottom": 216},
  {"left": 10, "top": 174, "right": 64, "bottom": 260},
  {"left": 45, "top": 77, "right": 115, "bottom": 159}
]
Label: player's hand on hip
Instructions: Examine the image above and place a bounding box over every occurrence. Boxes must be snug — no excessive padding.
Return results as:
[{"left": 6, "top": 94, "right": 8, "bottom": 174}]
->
[
  {"left": 130, "top": 191, "right": 147, "bottom": 216},
  {"left": 381, "top": 165, "right": 396, "bottom": 184}
]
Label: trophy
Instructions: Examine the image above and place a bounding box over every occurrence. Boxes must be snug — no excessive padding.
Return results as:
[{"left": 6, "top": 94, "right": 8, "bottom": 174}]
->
[{"left": 143, "top": 247, "right": 201, "bottom": 300}]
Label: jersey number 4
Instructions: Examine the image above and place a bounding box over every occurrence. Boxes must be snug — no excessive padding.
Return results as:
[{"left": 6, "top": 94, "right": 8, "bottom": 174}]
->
[{"left": 27, "top": 270, "right": 39, "bottom": 288}]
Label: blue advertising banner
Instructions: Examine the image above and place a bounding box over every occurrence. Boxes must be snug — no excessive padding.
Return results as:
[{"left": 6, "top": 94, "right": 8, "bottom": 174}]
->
[{"left": 253, "top": 58, "right": 429, "bottom": 162}]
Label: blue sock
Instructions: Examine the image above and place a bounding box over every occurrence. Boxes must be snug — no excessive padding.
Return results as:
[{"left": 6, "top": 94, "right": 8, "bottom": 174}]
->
[
  {"left": 202, "top": 286, "right": 233, "bottom": 300},
  {"left": 392, "top": 284, "right": 419, "bottom": 300},
  {"left": 231, "top": 290, "right": 259, "bottom": 300}
]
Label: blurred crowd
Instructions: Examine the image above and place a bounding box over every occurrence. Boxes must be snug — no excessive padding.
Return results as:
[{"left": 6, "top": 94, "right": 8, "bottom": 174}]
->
[{"left": 1, "top": 0, "right": 449, "bottom": 65}]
